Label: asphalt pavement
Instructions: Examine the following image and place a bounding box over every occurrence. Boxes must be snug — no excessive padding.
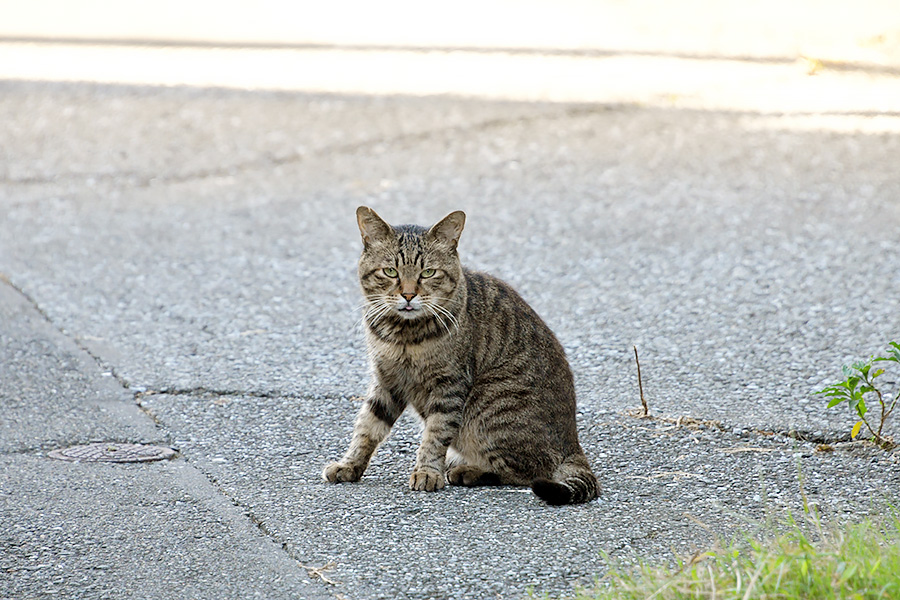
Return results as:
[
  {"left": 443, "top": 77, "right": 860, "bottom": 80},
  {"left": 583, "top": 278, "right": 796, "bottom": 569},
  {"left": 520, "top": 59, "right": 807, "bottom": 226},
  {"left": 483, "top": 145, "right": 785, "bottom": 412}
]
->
[{"left": 3, "top": 3, "right": 900, "bottom": 599}]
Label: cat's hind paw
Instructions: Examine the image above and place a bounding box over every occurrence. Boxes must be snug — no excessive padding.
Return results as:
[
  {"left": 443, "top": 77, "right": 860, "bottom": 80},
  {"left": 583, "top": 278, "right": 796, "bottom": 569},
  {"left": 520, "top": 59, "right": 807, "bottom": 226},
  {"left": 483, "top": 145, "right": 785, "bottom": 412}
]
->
[
  {"left": 447, "top": 465, "right": 501, "bottom": 486},
  {"left": 409, "top": 468, "right": 445, "bottom": 491},
  {"left": 322, "top": 461, "right": 363, "bottom": 483}
]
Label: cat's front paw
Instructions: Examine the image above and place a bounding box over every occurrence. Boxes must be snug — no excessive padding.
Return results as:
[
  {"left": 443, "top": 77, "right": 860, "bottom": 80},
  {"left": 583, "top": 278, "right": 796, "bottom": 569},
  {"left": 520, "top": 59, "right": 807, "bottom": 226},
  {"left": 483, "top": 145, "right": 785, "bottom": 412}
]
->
[
  {"left": 323, "top": 461, "right": 363, "bottom": 483},
  {"left": 409, "top": 468, "right": 445, "bottom": 492}
]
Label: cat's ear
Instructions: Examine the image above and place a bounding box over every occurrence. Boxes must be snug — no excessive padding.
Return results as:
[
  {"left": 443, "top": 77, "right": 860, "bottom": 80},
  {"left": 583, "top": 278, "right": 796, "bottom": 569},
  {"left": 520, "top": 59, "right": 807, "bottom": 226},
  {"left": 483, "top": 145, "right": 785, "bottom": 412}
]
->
[
  {"left": 356, "top": 206, "right": 393, "bottom": 248},
  {"left": 427, "top": 211, "right": 466, "bottom": 249}
]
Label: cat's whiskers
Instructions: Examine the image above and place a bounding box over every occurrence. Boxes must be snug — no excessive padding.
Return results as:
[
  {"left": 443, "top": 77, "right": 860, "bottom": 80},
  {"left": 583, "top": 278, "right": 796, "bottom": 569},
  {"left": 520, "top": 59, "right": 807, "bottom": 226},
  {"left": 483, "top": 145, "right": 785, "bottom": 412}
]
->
[
  {"left": 353, "top": 295, "right": 385, "bottom": 326},
  {"left": 422, "top": 298, "right": 459, "bottom": 334},
  {"left": 422, "top": 303, "right": 452, "bottom": 336},
  {"left": 359, "top": 295, "right": 395, "bottom": 329},
  {"left": 356, "top": 295, "right": 379, "bottom": 307},
  {"left": 368, "top": 301, "right": 394, "bottom": 324},
  {"left": 431, "top": 302, "right": 459, "bottom": 327}
]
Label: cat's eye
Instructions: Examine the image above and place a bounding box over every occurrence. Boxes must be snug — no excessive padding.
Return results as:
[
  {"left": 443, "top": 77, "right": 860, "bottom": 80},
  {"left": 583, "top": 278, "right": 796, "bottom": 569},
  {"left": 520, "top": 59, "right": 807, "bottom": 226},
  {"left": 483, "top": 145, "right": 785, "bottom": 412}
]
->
[
  {"left": 382, "top": 267, "right": 398, "bottom": 277},
  {"left": 420, "top": 269, "right": 436, "bottom": 278}
]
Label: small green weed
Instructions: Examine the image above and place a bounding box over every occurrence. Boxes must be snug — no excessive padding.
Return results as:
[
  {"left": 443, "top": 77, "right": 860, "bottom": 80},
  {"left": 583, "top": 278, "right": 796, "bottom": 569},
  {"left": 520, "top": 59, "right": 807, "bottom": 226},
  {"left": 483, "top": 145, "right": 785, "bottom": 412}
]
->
[
  {"left": 816, "top": 341, "right": 900, "bottom": 449},
  {"left": 574, "top": 513, "right": 900, "bottom": 600}
]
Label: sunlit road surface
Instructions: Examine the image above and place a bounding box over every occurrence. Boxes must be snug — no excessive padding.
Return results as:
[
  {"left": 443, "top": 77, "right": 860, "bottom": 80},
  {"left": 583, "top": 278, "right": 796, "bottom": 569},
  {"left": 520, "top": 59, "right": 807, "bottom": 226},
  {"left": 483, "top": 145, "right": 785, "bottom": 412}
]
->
[{"left": 2, "top": 0, "right": 899, "bottom": 128}]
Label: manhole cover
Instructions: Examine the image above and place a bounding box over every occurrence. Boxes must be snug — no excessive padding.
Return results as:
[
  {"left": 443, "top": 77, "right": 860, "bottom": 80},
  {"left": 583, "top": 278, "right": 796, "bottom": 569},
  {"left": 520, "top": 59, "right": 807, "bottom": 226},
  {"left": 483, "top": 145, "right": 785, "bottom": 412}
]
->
[{"left": 48, "top": 442, "right": 176, "bottom": 463}]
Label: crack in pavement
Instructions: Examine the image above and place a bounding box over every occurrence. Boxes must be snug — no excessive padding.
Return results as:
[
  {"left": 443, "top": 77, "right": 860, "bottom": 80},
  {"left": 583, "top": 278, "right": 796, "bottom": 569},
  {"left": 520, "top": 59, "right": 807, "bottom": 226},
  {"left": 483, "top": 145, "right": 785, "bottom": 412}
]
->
[
  {"left": 1, "top": 273, "right": 312, "bottom": 580},
  {"left": 138, "top": 386, "right": 290, "bottom": 400},
  {"left": 2, "top": 269, "right": 862, "bottom": 595},
  {"left": 619, "top": 410, "right": 853, "bottom": 446},
  {"left": 131, "top": 391, "right": 326, "bottom": 582},
  {"left": 1, "top": 272, "right": 130, "bottom": 389},
  {"left": 0, "top": 103, "right": 621, "bottom": 187},
  {"left": 4, "top": 272, "right": 853, "bottom": 448},
  {"left": 5, "top": 104, "right": 899, "bottom": 189},
  {"left": 5, "top": 273, "right": 851, "bottom": 452}
]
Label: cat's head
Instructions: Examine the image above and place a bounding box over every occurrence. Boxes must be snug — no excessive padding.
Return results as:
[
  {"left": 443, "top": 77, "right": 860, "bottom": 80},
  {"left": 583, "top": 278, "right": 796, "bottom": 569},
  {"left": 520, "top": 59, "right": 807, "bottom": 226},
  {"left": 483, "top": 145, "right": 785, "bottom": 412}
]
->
[{"left": 356, "top": 206, "right": 465, "bottom": 326}]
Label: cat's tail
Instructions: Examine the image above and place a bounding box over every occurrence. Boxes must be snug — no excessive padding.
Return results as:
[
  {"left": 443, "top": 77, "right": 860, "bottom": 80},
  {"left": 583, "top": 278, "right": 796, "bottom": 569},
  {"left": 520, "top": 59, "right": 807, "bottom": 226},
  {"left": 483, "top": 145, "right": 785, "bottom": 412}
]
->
[{"left": 531, "top": 453, "right": 598, "bottom": 505}]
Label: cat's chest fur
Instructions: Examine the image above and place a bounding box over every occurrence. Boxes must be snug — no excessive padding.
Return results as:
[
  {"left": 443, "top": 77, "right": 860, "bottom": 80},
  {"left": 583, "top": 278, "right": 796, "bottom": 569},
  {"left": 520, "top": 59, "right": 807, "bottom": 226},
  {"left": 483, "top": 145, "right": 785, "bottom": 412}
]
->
[
  {"left": 367, "top": 332, "right": 466, "bottom": 413},
  {"left": 368, "top": 333, "right": 447, "bottom": 365}
]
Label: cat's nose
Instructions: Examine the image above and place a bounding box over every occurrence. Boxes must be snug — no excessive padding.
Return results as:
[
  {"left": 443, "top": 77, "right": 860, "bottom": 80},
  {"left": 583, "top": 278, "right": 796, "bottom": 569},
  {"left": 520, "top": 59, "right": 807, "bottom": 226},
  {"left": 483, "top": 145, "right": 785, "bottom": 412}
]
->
[{"left": 401, "top": 292, "right": 417, "bottom": 302}]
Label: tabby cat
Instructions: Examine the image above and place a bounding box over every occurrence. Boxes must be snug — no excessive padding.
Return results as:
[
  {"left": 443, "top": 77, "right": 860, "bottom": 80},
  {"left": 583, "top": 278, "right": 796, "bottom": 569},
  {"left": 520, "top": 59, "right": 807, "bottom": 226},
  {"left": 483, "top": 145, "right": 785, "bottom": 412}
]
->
[{"left": 322, "top": 207, "right": 598, "bottom": 505}]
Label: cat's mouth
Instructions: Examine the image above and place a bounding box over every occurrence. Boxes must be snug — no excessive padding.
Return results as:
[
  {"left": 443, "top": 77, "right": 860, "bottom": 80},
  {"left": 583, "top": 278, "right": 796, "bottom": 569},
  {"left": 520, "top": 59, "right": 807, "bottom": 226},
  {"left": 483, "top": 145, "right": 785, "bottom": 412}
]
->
[
  {"left": 395, "top": 297, "right": 425, "bottom": 319},
  {"left": 397, "top": 304, "right": 421, "bottom": 319}
]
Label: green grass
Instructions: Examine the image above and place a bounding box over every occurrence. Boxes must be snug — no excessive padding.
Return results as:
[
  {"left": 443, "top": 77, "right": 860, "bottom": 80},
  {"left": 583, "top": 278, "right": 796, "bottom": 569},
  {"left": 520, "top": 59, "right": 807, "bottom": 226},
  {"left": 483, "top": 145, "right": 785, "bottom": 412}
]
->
[{"left": 573, "top": 513, "right": 900, "bottom": 600}]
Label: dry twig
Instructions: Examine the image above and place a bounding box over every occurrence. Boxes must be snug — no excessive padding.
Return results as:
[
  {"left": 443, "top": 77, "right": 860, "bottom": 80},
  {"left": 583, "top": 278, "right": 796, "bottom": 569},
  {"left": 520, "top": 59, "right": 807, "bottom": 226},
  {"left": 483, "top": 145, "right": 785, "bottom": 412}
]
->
[
  {"left": 300, "top": 561, "right": 338, "bottom": 586},
  {"left": 718, "top": 446, "right": 777, "bottom": 454},
  {"left": 634, "top": 345, "right": 649, "bottom": 417}
]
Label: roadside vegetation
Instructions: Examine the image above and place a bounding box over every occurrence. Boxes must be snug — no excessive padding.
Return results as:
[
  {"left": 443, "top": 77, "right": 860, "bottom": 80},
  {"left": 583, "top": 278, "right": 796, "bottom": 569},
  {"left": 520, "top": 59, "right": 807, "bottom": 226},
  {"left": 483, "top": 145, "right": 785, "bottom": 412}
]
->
[
  {"left": 570, "top": 511, "right": 900, "bottom": 600},
  {"left": 816, "top": 341, "right": 900, "bottom": 450},
  {"left": 563, "top": 343, "right": 900, "bottom": 600}
]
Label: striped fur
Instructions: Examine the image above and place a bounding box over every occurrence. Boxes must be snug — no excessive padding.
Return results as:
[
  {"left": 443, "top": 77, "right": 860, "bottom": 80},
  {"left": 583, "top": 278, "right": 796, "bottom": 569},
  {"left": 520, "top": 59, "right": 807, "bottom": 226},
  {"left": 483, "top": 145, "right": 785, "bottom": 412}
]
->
[{"left": 322, "top": 207, "right": 598, "bottom": 505}]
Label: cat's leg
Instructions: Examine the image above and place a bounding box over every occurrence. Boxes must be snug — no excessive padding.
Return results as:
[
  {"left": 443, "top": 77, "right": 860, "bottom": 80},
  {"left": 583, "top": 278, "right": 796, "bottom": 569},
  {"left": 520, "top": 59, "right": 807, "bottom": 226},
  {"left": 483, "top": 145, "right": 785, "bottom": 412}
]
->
[
  {"left": 409, "top": 411, "right": 459, "bottom": 491},
  {"left": 323, "top": 386, "right": 405, "bottom": 483},
  {"left": 447, "top": 465, "right": 501, "bottom": 486},
  {"left": 446, "top": 443, "right": 501, "bottom": 486}
]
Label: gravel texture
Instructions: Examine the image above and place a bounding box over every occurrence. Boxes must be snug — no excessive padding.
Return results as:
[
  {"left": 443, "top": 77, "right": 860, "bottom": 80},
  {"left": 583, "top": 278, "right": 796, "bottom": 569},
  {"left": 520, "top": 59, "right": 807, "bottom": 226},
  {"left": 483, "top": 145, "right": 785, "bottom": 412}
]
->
[
  {"left": 2, "top": 65, "right": 900, "bottom": 599},
  {"left": 138, "top": 391, "right": 899, "bottom": 599},
  {"left": 3, "top": 83, "right": 899, "bottom": 435},
  {"left": 1, "top": 455, "right": 326, "bottom": 600},
  {"left": 0, "top": 280, "right": 328, "bottom": 600},
  {"left": 0, "top": 280, "right": 161, "bottom": 454}
]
